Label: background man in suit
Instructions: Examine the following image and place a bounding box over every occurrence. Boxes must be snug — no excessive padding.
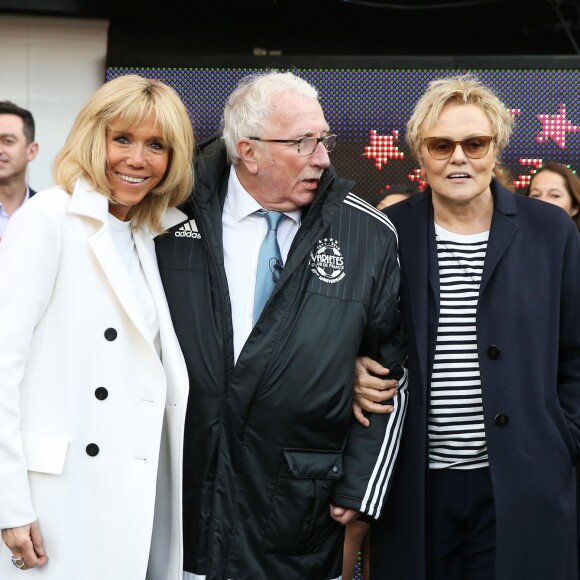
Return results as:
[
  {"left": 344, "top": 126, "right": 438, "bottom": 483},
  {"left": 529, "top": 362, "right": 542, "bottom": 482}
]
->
[{"left": 0, "top": 101, "right": 38, "bottom": 239}]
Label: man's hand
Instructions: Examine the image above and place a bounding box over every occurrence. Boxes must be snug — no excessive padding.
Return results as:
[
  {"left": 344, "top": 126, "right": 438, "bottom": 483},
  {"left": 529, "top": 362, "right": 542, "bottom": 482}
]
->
[
  {"left": 353, "top": 356, "right": 398, "bottom": 427},
  {"left": 1, "top": 522, "right": 48, "bottom": 570},
  {"left": 329, "top": 504, "right": 360, "bottom": 525}
]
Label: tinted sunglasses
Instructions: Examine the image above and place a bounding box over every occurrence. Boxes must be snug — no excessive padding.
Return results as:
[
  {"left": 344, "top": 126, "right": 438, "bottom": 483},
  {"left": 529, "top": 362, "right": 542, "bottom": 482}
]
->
[{"left": 422, "top": 136, "right": 495, "bottom": 160}]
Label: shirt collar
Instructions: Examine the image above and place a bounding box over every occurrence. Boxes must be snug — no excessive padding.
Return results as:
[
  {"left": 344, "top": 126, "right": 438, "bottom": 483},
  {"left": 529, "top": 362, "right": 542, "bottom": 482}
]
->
[{"left": 0, "top": 185, "right": 31, "bottom": 216}]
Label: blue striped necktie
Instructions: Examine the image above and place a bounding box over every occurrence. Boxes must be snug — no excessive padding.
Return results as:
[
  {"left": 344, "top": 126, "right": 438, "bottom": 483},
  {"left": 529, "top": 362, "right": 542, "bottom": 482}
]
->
[{"left": 253, "top": 210, "right": 285, "bottom": 325}]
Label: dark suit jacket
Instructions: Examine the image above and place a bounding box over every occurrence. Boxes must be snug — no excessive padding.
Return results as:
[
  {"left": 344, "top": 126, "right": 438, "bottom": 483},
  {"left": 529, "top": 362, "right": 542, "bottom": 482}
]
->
[{"left": 371, "top": 180, "right": 580, "bottom": 580}]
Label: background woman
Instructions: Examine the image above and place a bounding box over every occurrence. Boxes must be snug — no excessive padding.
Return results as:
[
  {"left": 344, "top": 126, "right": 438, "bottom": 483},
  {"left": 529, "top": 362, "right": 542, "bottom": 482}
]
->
[
  {"left": 525, "top": 160, "right": 580, "bottom": 230},
  {"left": 355, "top": 74, "right": 580, "bottom": 580},
  {"left": 0, "top": 75, "right": 194, "bottom": 579}
]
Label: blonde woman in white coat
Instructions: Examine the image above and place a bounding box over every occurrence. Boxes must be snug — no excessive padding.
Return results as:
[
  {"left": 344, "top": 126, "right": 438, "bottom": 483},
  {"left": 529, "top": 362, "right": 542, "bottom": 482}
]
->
[{"left": 0, "top": 75, "right": 194, "bottom": 579}]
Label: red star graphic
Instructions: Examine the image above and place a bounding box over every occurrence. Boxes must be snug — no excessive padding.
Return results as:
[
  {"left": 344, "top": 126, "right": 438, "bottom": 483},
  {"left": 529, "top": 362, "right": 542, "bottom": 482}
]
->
[
  {"left": 363, "top": 129, "right": 405, "bottom": 169},
  {"left": 514, "top": 158, "right": 543, "bottom": 189},
  {"left": 408, "top": 168, "right": 427, "bottom": 190},
  {"left": 536, "top": 104, "right": 580, "bottom": 149}
]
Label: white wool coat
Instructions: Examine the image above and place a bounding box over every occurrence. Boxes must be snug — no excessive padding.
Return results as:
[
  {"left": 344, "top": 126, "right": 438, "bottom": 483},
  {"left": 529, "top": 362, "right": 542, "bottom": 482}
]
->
[{"left": 0, "top": 179, "right": 189, "bottom": 579}]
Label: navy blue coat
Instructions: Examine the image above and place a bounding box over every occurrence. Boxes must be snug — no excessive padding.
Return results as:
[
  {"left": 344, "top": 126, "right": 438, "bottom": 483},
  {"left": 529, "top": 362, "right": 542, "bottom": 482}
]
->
[{"left": 372, "top": 180, "right": 580, "bottom": 580}]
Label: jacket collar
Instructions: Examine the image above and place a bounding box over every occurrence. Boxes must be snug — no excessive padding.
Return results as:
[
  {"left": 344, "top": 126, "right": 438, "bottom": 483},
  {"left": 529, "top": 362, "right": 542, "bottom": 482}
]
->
[
  {"left": 482, "top": 178, "right": 518, "bottom": 292},
  {"left": 67, "top": 177, "right": 110, "bottom": 223},
  {"left": 490, "top": 177, "right": 517, "bottom": 216},
  {"left": 196, "top": 136, "right": 230, "bottom": 206},
  {"left": 161, "top": 206, "right": 189, "bottom": 231}
]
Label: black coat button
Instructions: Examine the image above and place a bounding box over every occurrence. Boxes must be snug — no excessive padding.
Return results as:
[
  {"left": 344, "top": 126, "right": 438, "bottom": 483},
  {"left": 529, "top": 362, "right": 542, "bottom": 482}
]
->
[
  {"left": 494, "top": 413, "right": 509, "bottom": 427},
  {"left": 487, "top": 345, "right": 501, "bottom": 359},
  {"left": 86, "top": 443, "right": 100, "bottom": 456},
  {"left": 104, "top": 328, "right": 117, "bottom": 341},
  {"left": 95, "top": 387, "right": 108, "bottom": 400}
]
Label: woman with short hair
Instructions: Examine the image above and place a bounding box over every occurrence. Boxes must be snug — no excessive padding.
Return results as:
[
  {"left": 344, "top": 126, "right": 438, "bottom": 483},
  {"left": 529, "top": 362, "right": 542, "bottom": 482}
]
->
[{"left": 356, "top": 74, "right": 580, "bottom": 580}]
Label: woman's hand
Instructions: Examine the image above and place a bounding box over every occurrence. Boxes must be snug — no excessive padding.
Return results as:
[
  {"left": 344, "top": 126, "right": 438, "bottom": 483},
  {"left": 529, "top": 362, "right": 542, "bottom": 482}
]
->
[
  {"left": 353, "top": 356, "right": 399, "bottom": 427},
  {"left": 2, "top": 522, "right": 48, "bottom": 570},
  {"left": 329, "top": 504, "right": 360, "bottom": 525}
]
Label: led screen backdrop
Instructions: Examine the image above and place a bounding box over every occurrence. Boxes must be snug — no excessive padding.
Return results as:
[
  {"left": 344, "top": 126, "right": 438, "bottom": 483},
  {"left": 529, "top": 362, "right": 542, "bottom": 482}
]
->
[{"left": 107, "top": 66, "right": 580, "bottom": 205}]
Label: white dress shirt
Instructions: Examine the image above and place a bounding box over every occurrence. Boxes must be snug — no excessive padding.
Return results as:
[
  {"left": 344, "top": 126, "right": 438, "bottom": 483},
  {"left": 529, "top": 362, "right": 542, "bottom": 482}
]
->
[
  {"left": 223, "top": 166, "right": 300, "bottom": 363},
  {"left": 0, "top": 185, "right": 31, "bottom": 239}
]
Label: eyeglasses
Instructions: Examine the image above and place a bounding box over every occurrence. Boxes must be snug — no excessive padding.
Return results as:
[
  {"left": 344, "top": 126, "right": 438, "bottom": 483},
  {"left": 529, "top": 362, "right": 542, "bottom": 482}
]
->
[
  {"left": 422, "top": 136, "right": 495, "bottom": 160},
  {"left": 248, "top": 134, "right": 337, "bottom": 156}
]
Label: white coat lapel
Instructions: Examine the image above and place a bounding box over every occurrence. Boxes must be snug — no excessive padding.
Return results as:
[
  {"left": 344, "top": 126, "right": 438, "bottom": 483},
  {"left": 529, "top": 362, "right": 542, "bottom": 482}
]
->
[{"left": 68, "top": 179, "right": 151, "bottom": 342}]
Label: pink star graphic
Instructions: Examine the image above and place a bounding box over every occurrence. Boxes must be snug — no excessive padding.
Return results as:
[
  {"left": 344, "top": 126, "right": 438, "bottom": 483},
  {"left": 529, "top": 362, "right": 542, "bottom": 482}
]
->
[
  {"left": 408, "top": 168, "right": 427, "bottom": 190},
  {"left": 364, "top": 129, "right": 405, "bottom": 169},
  {"left": 514, "top": 158, "right": 543, "bottom": 189},
  {"left": 536, "top": 104, "right": 580, "bottom": 149}
]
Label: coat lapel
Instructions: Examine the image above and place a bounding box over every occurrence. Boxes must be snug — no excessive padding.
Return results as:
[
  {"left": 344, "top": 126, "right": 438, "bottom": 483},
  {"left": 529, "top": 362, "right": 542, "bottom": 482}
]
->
[
  {"left": 480, "top": 181, "right": 518, "bottom": 294},
  {"left": 394, "top": 193, "right": 435, "bottom": 404},
  {"left": 68, "top": 179, "right": 151, "bottom": 343}
]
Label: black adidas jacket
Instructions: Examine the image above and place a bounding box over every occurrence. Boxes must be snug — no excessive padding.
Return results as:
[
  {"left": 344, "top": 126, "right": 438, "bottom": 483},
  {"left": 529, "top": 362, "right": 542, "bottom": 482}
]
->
[{"left": 155, "top": 137, "right": 408, "bottom": 580}]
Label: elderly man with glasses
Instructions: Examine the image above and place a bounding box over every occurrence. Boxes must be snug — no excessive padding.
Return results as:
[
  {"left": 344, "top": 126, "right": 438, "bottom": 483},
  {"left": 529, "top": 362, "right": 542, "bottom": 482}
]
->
[{"left": 155, "top": 71, "right": 408, "bottom": 580}]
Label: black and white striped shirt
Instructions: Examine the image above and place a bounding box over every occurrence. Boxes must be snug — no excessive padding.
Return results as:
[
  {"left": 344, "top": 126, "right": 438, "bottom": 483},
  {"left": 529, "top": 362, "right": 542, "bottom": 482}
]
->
[{"left": 429, "top": 223, "right": 489, "bottom": 470}]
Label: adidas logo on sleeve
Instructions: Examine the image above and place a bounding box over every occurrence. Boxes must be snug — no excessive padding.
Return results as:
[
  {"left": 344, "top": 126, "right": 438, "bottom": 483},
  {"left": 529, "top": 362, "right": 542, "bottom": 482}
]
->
[{"left": 175, "top": 219, "right": 201, "bottom": 239}]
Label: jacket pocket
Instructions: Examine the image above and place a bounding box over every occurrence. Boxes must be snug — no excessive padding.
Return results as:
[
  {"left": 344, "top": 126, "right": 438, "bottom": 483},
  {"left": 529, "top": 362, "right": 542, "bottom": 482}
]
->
[
  {"left": 20, "top": 428, "right": 69, "bottom": 474},
  {"left": 545, "top": 392, "right": 578, "bottom": 464},
  {"left": 261, "top": 448, "right": 343, "bottom": 555}
]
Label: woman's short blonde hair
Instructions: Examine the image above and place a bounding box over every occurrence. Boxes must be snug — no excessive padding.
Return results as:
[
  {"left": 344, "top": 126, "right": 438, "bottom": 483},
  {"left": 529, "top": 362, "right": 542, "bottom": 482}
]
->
[
  {"left": 406, "top": 73, "right": 514, "bottom": 161},
  {"left": 53, "top": 75, "right": 194, "bottom": 233}
]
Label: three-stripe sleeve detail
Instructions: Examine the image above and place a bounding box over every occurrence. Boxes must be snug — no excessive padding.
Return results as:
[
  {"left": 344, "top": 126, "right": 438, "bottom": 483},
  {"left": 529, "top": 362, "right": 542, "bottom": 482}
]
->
[{"left": 359, "top": 367, "right": 409, "bottom": 518}]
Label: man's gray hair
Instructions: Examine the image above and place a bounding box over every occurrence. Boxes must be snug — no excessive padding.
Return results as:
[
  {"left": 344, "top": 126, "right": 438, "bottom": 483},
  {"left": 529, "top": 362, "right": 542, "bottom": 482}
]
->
[{"left": 222, "top": 71, "right": 319, "bottom": 164}]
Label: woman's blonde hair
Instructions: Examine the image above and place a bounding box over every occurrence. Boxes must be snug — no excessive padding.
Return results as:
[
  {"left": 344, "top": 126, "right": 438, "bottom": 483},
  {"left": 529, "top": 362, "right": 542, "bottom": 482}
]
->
[
  {"left": 53, "top": 75, "right": 194, "bottom": 233},
  {"left": 406, "top": 73, "right": 514, "bottom": 161}
]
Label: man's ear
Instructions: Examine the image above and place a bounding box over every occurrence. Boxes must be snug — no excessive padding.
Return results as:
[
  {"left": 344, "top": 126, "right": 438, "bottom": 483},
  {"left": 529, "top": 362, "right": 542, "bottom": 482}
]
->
[
  {"left": 27, "top": 141, "right": 39, "bottom": 162},
  {"left": 237, "top": 139, "right": 259, "bottom": 175}
]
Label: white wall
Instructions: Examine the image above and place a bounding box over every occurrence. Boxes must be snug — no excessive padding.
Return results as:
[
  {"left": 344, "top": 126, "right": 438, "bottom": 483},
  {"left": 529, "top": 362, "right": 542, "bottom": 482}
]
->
[{"left": 0, "top": 14, "right": 109, "bottom": 191}]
